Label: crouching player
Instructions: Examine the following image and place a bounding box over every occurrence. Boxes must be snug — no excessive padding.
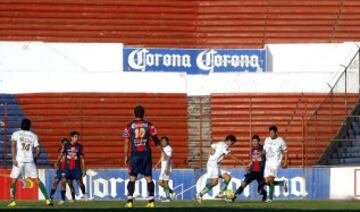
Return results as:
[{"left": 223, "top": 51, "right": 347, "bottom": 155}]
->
[
  {"left": 230, "top": 135, "right": 267, "bottom": 202},
  {"left": 154, "top": 136, "right": 175, "bottom": 201},
  {"left": 196, "top": 135, "right": 240, "bottom": 203}
]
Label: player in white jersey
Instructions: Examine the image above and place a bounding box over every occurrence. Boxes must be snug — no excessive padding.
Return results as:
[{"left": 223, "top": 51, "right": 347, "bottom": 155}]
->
[
  {"left": 196, "top": 135, "right": 240, "bottom": 203},
  {"left": 154, "top": 136, "right": 175, "bottom": 201},
  {"left": 8, "top": 119, "right": 52, "bottom": 207},
  {"left": 263, "top": 125, "right": 288, "bottom": 203}
]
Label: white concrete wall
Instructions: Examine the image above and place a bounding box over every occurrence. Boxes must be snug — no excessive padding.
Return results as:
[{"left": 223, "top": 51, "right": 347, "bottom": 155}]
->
[{"left": 0, "top": 41, "right": 359, "bottom": 94}]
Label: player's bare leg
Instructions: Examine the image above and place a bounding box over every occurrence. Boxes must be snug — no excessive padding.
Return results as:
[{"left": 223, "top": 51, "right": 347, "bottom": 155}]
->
[
  {"left": 8, "top": 178, "right": 17, "bottom": 207},
  {"left": 125, "top": 175, "right": 136, "bottom": 208},
  {"left": 216, "top": 173, "right": 231, "bottom": 198},
  {"left": 145, "top": 176, "right": 155, "bottom": 208},
  {"left": 273, "top": 179, "right": 288, "bottom": 192},
  {"left": 197, "top": 178, "right": 219, "bottom": 203}
]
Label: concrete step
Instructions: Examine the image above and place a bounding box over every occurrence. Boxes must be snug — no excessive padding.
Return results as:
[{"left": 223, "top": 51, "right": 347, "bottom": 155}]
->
[
  {"left": 332, "top": 152, "right": 360, "bottom": 158},
  {"left": 336, "top": 146, "right": 360, "bottom": 153},
  {"left": 329, "top": 157, "right": 360, "bottom": 164}
]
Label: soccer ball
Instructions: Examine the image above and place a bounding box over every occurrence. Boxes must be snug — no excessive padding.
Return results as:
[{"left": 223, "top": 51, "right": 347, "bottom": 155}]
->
[{"left": 225, "top": 189, "right": 235, "bottom": 199}]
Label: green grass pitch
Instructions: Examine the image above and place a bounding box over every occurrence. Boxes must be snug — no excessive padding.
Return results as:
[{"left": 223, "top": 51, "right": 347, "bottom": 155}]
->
[{"left": 1, "top": 200, "right": 360, "bottom": 211}]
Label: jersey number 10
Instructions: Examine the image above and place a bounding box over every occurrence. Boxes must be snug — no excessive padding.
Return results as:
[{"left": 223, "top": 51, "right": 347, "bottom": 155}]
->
[{"left": 135, "top": 128, "right": 146, "bottom": 139}]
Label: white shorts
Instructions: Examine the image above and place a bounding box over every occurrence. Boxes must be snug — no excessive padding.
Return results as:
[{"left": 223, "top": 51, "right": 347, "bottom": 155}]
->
[
  {"left": 10, "top": 162, "right": 38, "bottom": 179},
  {"left": 264, "top": 163, "right": 280, "bottom": 178},
  {"left": 206, "top": 163, "right": 229, "bottom": 179},
  {"left": 159, "top": 169, "right": 171, "bottom": 181}
]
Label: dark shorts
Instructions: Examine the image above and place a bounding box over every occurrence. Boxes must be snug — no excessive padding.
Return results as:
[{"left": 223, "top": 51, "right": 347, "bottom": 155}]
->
[
  {"left": 244, "top": 171, "right": 264, "bottom": 187},
  {"left": 128, "top": 152, "right": 152, "bottom": 177},
  {"left": 65, "top": 167, "right": 83, "bottom": 181},
  {"left": 55, "top": 169, "right": 67, "bottom": 180}
]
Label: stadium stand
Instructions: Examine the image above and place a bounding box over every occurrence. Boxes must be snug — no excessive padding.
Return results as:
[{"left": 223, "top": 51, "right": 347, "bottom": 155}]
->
[
  {"left": 0, "top": 0, "right": 360, "bottom": 48},
  {"left": 0, "top": 0, "right": 359, "bottom": 169},
  {"left": 320, "top": 100, "right": 360, "bottom": 165},
  {"left": 211, "top": 93, "right": 359, "bottom": 167},
  {"left": 0, "top": 93, "right": 188, "bottom": 168}
]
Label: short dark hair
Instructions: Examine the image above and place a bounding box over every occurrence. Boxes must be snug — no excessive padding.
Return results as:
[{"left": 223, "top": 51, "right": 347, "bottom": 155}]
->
[
  {"left": 252, "top": 134, "right": 260, "bottom": 141},
  {"left": 225, "top": 134, "right": 237, "bottom": 143},
  {"left": 160, "top": 136, "right": 169, "bottom": 144},
  {"left": 21, "top": 118, "right": 31, "bottom": 130},
  {"left": 70, "top": 131, "right": 80, "bottom": 137},
  {"left": 61, "top": 137, "right": 69, "bottom": 144},
  {"left": 134, "top": 105, "right": 145, "bottom": 118},
  {"left": 269, "top": 125, "right": 278, "bottom": 132}
]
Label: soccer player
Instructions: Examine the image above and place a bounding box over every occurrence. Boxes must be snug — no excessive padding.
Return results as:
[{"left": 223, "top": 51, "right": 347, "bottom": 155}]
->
[
  {"left": 154, "top": 136, "right": 175, "bottom": 201},
  {"left": 230, "top": 135, "right": 267, "bottom": 202},
  {"left": 8, "top": 118, "right": 52, "bottom": 207},
  {"left": 196, "top": 135, "right": 240, "bottom": 203},
  {"left": 123, "top": 105, "right": 160, "bottom": 208},
  {"left": 263, "top": 125, "right": 288, "bottom": 203},
  {"left": 57, "top": 131, "right": 87, "bottom": 203},
  {"left": 50, "top": 138, "right": 75, "bottom": 204}
]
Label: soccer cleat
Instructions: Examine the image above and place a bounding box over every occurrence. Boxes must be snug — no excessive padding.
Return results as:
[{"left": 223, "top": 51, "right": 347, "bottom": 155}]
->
[
  {"left": 284, "top": 181, "right": 288, "bottom": 193},
  {"left": 265, "top": 199, "right": 272, "bottom": 203},
  {"left": 230, "top": 194, "right": 238, "bottom": 202},
  {"left": 145, "top": 202, "right": 155, "bottom": 208},
  {"left": 170, "top": 192, "right": 176, "bottom": 201},
  {"left": 124, "top": 202, "right": 133, "bottom": 208},
  {"left": 46, "top": 199, "right": 53, "bottom": 206},
  {"left": 215, "top": 191, "right": 225, "bottom": 199},
  {"left": 196, "top": 193, "right": 202, "bottom": 204},
  {"left": 224, "top": 197, "right": 234, "bottom": 203},
  {"left": 262, "top": 192, "right": 268, "bottom": 202},
  {"left": 7, "top": 201, "right": 16, "bottom": 207},
  {"left": 82, "top": 193, "right": 90, "bottom": 201},
  {"left": 161, "top": 198, "right": 171, "bottom": 202},
  {"left": 69, "top": 199, "right": 75, "bottom": 203},
  {"left": 58, "top": 200, "right": 65, "bottom": 205}
]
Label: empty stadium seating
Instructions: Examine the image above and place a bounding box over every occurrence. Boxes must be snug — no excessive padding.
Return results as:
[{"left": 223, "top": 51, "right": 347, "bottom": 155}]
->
[
  {"left": 0, "top": 93, "right": 188, "bottom": 168},
  {"left": 1, "top": 0, "right": 360, "bottom": 48},
  {"left": 211, "top": 93, "right": 358, "bottom": 167},
  {"left": 1, "top": 93, "right": 358, "bottom": 168}
]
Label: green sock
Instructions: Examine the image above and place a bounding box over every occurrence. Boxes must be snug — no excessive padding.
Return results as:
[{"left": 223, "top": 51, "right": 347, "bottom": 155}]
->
[
  {"left": 220, "top": 180, "right": 230, "bottom": 192},
  {"left": 200, "top": 184, "right": 213, "bottom": 196},
  {"left": 38, "top": 180, "right": 49, "bottom": 199},
  {"left": 269, "top": 184, "right": 274, "bottom": 200},
  {"left": 273, "top": 180, "right": 284, "bottom": 186},
  {"left": 163, "top": 185, "right": 171, "bottom": 199},
  {"left": 10, "top": 182, "right": 16, "bottom": 201}
]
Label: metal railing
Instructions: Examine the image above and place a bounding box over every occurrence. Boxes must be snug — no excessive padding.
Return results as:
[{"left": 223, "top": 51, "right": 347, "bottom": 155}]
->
[{"left": 303, "top": 47, "right": 360, "bottom": 165}]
